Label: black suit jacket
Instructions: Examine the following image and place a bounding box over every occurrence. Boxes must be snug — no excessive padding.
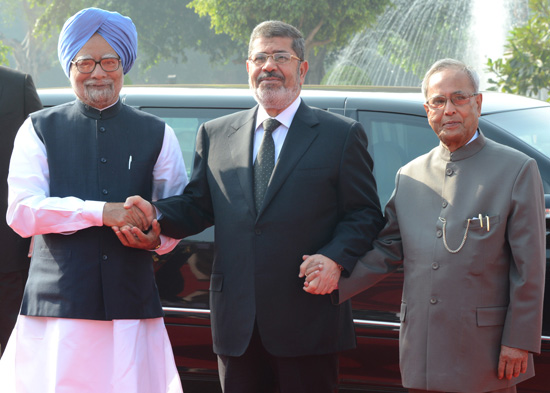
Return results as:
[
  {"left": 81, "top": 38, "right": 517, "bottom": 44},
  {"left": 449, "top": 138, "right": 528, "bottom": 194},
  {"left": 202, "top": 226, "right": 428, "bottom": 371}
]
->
[
  {"left": 154, "top": 101, "right": 384, "bottom": 357},
  {"left": 0, "top": 66, "right": 42, "bottom": 273}
]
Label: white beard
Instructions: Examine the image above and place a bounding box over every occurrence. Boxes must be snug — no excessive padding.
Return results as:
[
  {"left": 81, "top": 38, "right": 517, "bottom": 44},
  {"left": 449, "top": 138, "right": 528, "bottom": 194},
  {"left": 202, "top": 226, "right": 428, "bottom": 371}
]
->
[
  {"left": 250, "top": 70, "right": 301, "bottom": 111},
  {"left": 83, "top": 81, "right": 116, "bottom": 106}
]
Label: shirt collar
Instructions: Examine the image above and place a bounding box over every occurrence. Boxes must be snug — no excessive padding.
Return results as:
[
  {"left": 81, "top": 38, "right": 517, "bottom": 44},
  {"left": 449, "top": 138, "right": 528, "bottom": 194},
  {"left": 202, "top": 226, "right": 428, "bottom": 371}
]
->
[
  {"left": 466, "top": 129, "right": 479, "bottom": 145},
  {"left": 256, "top": 96, "right": 301, "bottom": 130},
  {"left": 438, "top": 129, "right": 486, "bottom": 162}
]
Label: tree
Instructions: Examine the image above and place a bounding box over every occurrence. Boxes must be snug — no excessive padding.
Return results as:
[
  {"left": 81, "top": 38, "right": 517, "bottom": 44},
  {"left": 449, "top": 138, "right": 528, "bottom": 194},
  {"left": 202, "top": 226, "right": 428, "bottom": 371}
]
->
[
  {"left": 31, "top": 0, "right": 241, "bottom": 74},
  {"left": 0, "top": 40, "right": 11, "bottom": 65},
  {"left": 0, "top": 0, "right": 57, "bottom": 78},
  {"left": 0, "top": 0, "right": 242, "bottom": 84},
  {"left": 486, "top": 0, "right": 550, "bottom": 100},
  {"left": 187, "top": 0, "right": 391, "bottom": 84}
]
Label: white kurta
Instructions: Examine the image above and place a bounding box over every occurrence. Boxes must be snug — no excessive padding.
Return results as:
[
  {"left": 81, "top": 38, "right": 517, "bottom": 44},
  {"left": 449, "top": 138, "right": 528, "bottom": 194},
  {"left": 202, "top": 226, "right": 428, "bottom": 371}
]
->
[{"left": 0, "top": 113, "right": 188, "bottom": 393}]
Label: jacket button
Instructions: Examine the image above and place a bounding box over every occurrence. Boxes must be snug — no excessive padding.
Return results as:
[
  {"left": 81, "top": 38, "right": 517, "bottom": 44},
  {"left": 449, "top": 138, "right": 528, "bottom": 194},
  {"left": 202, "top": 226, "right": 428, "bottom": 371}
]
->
[
  {"left": 436, "top": 230, "right": 442, "bottom": 238},
  {"left": 100, "top": 158, "right": 107, "bottom": 163},
  {"left": 255, "top": 229, "right": 262, "bottom": 235},
  {"left": 446, "top": 168, "right": 453, "bottom": 176},
  {"left": 99, "top": 127, "right": 106, "bottom": 132},
  {"left": 102, "top": 254, "right": 108, "bottom": 261},
  {"left": 432, "top": 262, "right": 439, "bottom": 270},
  {"left": 102, "top": 189, "right": 109, "bottom": 195},
  {"left": 442, "top": 201, "right": 448, "bottom": 208},
  {"left": 430, "top": 297, "right": 438, "bottom": 304}
]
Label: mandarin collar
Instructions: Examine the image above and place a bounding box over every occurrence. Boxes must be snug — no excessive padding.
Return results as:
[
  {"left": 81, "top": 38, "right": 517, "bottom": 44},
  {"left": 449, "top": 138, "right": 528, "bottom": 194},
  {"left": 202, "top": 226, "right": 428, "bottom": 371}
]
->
[
  {"left": 76, "top": 98, "right": 122, "bottom": 120},
  {"left": 437, "top": 130, "right": 486, "bottom": 162}
]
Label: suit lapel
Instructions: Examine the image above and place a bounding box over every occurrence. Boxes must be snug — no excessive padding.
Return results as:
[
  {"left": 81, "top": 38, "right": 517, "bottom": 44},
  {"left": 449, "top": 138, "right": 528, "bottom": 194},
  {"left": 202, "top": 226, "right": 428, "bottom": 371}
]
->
[
  {"left": 227, "top": 107, "right": 257, "bottom": 216},
  {"left": 258, "top": 102, "right": 319, "bottom": 216}
]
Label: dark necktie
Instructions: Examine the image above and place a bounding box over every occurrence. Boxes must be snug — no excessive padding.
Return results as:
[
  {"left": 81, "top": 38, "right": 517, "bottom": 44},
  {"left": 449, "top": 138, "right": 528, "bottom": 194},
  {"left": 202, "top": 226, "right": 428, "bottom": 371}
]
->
[{"left": 254, "top": 118, "right": 281, "bottom": 210}]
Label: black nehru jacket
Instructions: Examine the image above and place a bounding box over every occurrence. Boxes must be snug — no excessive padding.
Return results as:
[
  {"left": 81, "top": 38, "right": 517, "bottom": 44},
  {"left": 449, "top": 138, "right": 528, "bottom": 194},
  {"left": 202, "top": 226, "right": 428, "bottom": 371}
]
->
[{"left": 20, "top": 100, "right": 166, "bottom": 320}]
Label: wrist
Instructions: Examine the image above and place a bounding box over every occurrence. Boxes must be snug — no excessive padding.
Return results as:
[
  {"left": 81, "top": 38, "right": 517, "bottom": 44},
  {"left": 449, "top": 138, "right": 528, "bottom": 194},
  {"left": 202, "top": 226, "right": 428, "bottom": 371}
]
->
[{"left": 152, "top": 238, "right": 161, "bottom": 250}]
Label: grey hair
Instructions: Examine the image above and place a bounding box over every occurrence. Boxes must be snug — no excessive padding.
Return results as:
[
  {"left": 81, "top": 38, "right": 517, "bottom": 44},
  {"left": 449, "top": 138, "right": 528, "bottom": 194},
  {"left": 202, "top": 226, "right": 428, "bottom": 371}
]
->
[
  {"left": 421, "top": 58, "right": 480, "bottom": 98},
  {"left": 248, "top": 20, "right": 305, "bottom": 60}
]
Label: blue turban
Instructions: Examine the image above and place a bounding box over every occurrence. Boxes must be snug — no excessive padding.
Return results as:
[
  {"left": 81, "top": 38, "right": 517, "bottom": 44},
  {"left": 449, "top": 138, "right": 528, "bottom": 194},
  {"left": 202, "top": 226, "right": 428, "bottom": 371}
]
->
[{"left": 58, "top": 8, "right": 138, "bottom": 77}]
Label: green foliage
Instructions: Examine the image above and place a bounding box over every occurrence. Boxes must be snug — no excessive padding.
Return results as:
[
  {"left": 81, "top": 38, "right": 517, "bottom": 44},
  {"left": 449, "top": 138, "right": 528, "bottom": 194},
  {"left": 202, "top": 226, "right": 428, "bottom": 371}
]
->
[
  {"left": 29, "top": 0, "right": 241, "bottom": 71},
  {"left": 0, "top": 40, "right": 12, "bottom": 65},
  {"left": 486, "top": 0, "right": 550, "bottom": 100},
  {"left": 188, "top": 0, "right": 390, "bottom": 59}
]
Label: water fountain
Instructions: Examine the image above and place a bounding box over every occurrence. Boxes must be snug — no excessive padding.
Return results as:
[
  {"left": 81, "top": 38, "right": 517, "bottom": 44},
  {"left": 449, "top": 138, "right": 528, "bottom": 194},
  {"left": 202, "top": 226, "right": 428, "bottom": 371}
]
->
[{"left": 324, "top": 0, "right": 528, "bottom": 90}]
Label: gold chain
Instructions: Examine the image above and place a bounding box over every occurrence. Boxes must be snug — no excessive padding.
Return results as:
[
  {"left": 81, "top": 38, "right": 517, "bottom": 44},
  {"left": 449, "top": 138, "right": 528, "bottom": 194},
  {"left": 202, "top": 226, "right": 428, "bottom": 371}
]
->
[{"left": 439, "top": 217, "right": 471, "bottom": 254}]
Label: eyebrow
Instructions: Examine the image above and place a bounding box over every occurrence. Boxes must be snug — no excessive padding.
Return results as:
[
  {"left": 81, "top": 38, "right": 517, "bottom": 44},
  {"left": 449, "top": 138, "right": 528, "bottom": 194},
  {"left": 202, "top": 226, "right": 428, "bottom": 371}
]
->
[
  {"left": 74, "top": 53, "right": 119, "bottom": 61},
  {"left": 429, "top": 90, "right": 468, "bottom": 98}
]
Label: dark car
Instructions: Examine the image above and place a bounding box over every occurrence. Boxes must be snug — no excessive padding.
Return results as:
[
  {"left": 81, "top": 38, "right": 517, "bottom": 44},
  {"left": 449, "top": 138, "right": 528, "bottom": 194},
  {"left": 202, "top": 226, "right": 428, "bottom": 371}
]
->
[{"left": 38, "top": 86, "right": 550, "bottom": 393}]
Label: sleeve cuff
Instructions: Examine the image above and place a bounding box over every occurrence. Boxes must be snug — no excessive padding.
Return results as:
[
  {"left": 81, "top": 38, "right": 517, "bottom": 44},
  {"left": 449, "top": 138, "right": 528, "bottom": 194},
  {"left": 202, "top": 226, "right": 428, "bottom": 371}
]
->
[{"left": 84, "top": 200, "right": 107, "bottom": 227}]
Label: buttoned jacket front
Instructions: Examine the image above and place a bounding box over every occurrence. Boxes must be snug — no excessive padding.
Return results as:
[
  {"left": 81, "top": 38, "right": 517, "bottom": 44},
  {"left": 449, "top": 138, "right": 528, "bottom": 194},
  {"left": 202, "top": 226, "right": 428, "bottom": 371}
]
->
[
  {"left": 339, "top": 132, "right": 546, "bottom": 392},
  {"left": 154, "top": 101, "right": 385, "bottom": 357}
]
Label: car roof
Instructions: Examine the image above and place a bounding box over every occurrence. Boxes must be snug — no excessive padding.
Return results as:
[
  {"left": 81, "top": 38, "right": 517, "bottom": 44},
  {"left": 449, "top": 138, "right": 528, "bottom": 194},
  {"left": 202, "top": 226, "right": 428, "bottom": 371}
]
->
[{"left": 38, "top": 85, "right": 550, "bottom": 117}]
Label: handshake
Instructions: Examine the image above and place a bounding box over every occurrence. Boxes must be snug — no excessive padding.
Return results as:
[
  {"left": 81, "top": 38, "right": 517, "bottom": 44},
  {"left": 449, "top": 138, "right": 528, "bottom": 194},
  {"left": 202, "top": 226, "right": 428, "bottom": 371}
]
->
[{"left": 102, "top": 196, "right": 161, "bottom": 250}]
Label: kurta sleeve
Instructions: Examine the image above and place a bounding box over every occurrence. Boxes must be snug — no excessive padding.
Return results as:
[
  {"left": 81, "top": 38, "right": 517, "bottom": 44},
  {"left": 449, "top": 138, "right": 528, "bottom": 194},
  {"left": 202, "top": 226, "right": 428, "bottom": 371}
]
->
[{"left": 7, "top": 117, "right": 105, "bottom": 237}]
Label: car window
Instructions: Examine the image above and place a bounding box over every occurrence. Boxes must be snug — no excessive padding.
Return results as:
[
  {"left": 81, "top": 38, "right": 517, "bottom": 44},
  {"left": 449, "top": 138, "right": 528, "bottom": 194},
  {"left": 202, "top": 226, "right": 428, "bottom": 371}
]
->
[
  {"left": 140, "top": 107, "right": 239, "bottom": 178},
  {"left": 141, "top": 107, "right": 237, "bottom": 310},
  {"left": 358, "top": 111, "right": 439, "bottom": 207},
  {"left": 482, "top": 107, "right": 550, "bottom": 158}
]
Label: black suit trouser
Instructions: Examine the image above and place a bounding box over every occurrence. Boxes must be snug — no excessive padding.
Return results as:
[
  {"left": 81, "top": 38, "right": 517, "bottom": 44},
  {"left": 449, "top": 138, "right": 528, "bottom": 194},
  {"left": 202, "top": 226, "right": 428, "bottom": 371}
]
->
[{"left": 217, "top": 323, "right": 338, "bottom": 393}]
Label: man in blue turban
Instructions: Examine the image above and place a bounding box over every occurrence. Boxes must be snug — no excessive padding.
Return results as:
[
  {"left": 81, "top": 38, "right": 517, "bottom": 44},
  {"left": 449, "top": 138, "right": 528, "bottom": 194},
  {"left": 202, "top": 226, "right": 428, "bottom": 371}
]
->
[
  {"left": 0, "top": 8, "right": 185, "bottom": 393},
  {"left": 58, "top": 7, "right": 138, "bottom": 78}
]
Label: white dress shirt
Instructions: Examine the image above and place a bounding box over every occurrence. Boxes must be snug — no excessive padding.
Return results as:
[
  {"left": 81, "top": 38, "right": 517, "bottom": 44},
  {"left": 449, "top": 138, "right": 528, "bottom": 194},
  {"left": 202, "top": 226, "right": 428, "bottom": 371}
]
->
[{"left": 6, "top": 115, "right": 188, "bottom": 254}]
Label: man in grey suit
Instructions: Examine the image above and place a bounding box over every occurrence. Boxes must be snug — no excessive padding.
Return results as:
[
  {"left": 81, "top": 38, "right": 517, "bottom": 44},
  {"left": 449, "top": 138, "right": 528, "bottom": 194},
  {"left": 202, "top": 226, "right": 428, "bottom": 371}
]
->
[
  {"left": 0, "top": 66, "right": 42, "bottom": 356},
  {"left": 114, "top": 20, "right": 385, "bottom": 393},
  {"left": 301, "top": 58, "right": 546, "bottom": 393}
]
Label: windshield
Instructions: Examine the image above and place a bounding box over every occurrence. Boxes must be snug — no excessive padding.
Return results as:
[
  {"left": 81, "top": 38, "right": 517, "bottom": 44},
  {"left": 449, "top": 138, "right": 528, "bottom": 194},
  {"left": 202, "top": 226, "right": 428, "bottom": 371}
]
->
[{"left": 482, "top": 107, "right": 550, "bottom": 158}]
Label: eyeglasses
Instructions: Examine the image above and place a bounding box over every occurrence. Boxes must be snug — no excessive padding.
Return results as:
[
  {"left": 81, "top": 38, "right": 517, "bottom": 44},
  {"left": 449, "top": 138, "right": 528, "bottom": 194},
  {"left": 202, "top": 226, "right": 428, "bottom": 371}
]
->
[
  {"left": 71, "top": 58, "right": 121, "bottom": 74},
  {"left": 426, "top": 93, "right": 479, "bottom": 109},
  {"left": 248, "top": 52, "right": 302, "bottom": 66}
]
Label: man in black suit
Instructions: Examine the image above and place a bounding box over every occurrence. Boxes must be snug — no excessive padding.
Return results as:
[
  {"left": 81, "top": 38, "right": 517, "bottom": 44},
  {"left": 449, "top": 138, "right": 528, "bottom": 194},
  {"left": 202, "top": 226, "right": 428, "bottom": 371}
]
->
[
  {"left": 0, "top": 66, "right": 42, "bottom": 356},
  {"left": 114, "top": 20, "right": 385, "bottom": 393}
]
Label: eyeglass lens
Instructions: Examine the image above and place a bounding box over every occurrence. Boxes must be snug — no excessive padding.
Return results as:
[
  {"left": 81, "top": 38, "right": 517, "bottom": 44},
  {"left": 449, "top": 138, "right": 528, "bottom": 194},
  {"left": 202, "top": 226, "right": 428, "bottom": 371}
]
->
[
  {"left": 251, "top": 53, "right": 293, "bottom": 65},
  {"left": 74, "top": 58, "right": 120, "bottom": 73},
  {"left": 428, "top": 93, "right": 476, "bottom": 108}
]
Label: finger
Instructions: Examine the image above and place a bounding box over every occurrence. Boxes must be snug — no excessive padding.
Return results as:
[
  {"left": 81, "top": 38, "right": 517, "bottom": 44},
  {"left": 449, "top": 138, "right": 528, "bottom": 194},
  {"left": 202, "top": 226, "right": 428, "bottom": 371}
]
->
[
  {"left": 123, "top": 206, "right": 147, "bottom": 231},
  {"left": 130, "top": 219, "right": 161, "bottom": 249},
  {"left": 505, "top": 361, "right": 514, "bottom": 380},
  {"left": 150, "top": 219, "right": 161, "bottom": 236},
  {"left": 497, "top": 346, "right": 510, "bottom": 380},
  {"left": 299, "top": 259, "right": 309, "bottom": 277},
  {"left": 305, "top": 270, "right": 321, "bottom": 283},
  {"left": 113, "top": 226, "right": 133, "bottom": 247},
  {"left": 513, "top": 360, "right": 522, "bottom": 378},
  {"left": 130, "top": 226, "right": 149, "bottom": 242},
  {"left": 520, "top": 358, "right": 528, "bottom": 374},
  {"left": 305, "top": 263, "right": 323, "bottom": 276},
  {"left": 309, "top": 271, "right": 331, "bottom": 295},
  {"left": 304, "top": 277, "right": 321, "bottom": 294},
  {"left": 299, "top": 255, "right": 316, "bottom": 277},
  {"left": 124, "top": 195, "right": 142, "bottom": 208},
  {"left": 132, "top": 197, "right": 155, "bottom": 223}
]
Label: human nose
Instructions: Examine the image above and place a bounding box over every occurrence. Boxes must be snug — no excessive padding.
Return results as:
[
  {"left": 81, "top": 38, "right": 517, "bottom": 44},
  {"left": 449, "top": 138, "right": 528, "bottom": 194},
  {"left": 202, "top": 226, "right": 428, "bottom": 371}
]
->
[
  {"left": 443, "top": 98, "right": 457, "bottom": 114},
  {"left": 262, "top": 55, "right": 278, "bottom": 70},
  {"left": 90, "top": 62, "right": 108, "bottom": 77}
]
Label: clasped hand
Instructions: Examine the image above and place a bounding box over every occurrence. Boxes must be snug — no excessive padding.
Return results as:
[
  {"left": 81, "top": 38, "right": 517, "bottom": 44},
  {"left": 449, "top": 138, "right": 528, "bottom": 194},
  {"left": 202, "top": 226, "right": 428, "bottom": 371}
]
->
[
  {"left": 103, "top": 196, "right": 160, "bottom": 250},
  {"left": 298, "top": 254, "right": 341, "bottom": 295}
]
